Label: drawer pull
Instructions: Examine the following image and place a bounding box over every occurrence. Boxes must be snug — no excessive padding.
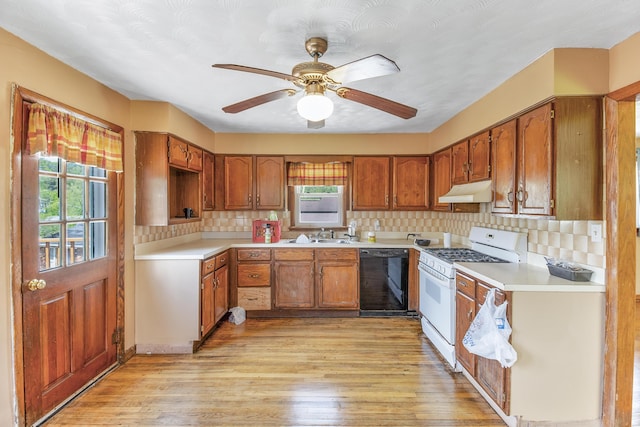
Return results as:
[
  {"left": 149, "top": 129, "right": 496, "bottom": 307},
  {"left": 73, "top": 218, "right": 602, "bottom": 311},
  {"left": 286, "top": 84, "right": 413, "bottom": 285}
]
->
[
  {"left": 247, "top": 297, "right": 258, "bottom": 301},
  {"left": 249, "top": 253, "right": 259, "bottom": 258},
  {"left": 248, "top": 274, "right": 260, "bottom": 278},
  {"left": 219, "top": 257, "right": 226, "bottom": 263}
]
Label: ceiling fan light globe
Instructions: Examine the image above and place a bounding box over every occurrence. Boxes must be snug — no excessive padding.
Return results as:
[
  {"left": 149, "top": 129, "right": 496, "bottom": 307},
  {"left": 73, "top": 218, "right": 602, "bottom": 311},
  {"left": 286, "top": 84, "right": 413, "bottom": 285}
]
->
[{"left": 297, "top": 94, "right": 334, "bottom": 122}]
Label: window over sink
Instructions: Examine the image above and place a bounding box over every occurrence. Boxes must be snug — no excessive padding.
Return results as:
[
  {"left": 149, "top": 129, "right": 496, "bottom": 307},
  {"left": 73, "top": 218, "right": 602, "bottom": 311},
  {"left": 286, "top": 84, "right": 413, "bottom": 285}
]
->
[{"left": 294, "top": 185, "right": 344, "bottom": 228}]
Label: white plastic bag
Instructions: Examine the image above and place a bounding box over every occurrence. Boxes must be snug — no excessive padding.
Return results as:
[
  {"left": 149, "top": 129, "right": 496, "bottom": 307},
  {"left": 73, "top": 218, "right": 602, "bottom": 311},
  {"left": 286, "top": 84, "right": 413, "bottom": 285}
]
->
[
  {"left": 228, "top": 306, "right": 246, "bottom": 325},
  {"left": 462, "top": 288, "right": 517, "bottom": 368}
]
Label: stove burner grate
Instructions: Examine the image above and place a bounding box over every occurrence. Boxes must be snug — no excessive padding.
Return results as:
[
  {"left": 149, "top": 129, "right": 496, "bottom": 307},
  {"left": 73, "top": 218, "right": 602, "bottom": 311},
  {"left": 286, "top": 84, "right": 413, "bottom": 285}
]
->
[{"left": 423, "top": 248, "right": 508, "bottom": 263}]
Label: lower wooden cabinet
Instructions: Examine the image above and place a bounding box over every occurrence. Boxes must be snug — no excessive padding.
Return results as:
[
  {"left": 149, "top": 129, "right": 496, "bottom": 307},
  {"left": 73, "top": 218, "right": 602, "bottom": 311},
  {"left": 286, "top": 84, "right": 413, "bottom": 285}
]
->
[
  {"left": 455, "top": 271, "right": 510, "bottom": 412},
  {"left": 201, "top": 251, "right": 229, "bottom": 338},
  {"left": 274, "top": 249, "right": 315, "bottom": 309},
  {"left": 236, "top": 248, "right": 272, "bottom": 311},
  {"left": 239, "top": 248, "right": 359, "bottom": 312},
  {"left": 316, "top": 249, "right": 359, "bottom": 309}
]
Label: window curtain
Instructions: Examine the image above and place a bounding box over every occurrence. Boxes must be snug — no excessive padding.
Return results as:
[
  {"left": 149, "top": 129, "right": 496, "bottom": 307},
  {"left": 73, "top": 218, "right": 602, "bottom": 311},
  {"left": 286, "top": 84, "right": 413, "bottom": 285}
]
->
[
  {"left": 287, "top": 162, "right": 348, "bottom": 186},
  {"left": 26, "top": 103, "right": 123, "bottom": 172}
]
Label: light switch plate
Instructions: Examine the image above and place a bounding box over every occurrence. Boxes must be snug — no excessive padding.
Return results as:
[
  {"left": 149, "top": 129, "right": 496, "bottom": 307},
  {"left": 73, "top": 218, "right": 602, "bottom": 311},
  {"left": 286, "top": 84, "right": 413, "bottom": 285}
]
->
[{"left": 590, "top": 223, "right": 602, "bottom": 242}]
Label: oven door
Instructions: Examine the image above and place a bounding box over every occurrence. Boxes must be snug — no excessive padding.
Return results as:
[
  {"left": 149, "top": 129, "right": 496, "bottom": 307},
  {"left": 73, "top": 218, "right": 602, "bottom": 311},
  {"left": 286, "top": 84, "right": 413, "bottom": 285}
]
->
[
  {"left": 418, "top": 261, "right": 458, "bottom": 369},
  {"left": 418, "top": 262, "right": 456, "bottom": 344}
]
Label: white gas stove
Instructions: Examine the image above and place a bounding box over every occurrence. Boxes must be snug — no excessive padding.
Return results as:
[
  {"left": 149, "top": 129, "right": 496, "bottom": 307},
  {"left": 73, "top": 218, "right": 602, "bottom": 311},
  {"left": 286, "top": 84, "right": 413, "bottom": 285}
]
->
[{"left": 418, "top": 227, "right": 527, "bottom": 369}]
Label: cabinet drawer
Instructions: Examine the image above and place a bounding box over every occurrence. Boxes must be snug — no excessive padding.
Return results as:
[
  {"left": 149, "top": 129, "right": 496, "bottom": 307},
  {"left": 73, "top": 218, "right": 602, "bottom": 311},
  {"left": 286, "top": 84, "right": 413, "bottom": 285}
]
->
[
  {"left": 237, "top": 263, "right": 271, "bottom": 287},
  {"left": 317, "top": 248, "right": 358, "bottom": 261},
  {"left": 202, "top": 257, "right": 217, "bottom": 276},
  {"left": 274, "top": 248, "right": 314, "bottom": 261},
  {"left": 237, "top": 248, "right": 271, "bottom": 261},
  {"left": 215, "top": 251, "right": 229, "bottom": 269},
  {"left": 476, "top": 282, "right": 506, "bottom": 306},
  {"left": 238, "top": 287, "right": 271, "bottom": 310},
  {"left": 456, "top": 272, "right": 476, "bottom": 298}
]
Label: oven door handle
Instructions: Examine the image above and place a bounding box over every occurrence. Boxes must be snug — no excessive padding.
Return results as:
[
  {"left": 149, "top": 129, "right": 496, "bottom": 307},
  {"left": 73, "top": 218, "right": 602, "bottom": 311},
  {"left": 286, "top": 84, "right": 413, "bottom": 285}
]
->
[{"left": 418, "top": 263, "right": 451, "bottom": 287}]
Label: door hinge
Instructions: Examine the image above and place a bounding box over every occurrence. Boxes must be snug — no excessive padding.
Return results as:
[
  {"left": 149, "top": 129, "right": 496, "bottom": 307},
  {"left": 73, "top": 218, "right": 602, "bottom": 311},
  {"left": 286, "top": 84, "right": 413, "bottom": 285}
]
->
[
  {"left": 487, "top": 164, "right": 491, "bottom": 173},
  {"left": 502, "top": 392, "right": 506, "bottom": 404},
  {"left": 111, "top": 327, "right": 123, "bottom": 345},
  {"left": 550, "top": 199, "right": 555, "bottom": 208},
  {"left": 550, "top": 109, "right": 555, "bottom": 119}
]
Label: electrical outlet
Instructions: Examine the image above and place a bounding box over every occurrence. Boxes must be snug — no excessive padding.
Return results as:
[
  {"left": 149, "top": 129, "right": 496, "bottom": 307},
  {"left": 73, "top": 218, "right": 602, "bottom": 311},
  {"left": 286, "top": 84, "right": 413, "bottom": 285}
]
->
[
  {"left": 590, "top": 223, "right": 602, "bottom": 242},
  {"left": 374, "top": 219, "right": 381, "bottom": 231}
]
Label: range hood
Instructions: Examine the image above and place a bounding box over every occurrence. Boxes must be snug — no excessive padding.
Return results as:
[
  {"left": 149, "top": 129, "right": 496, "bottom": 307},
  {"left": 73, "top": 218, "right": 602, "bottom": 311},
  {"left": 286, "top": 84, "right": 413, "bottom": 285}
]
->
[{"left": 438, "top": 180, "right": 492, "bottom": 203}]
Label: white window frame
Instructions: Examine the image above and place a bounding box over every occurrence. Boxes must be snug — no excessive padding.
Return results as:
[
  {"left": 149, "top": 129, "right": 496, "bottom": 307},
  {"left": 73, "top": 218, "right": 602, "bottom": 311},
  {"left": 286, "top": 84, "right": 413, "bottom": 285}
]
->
[{"left": 294, "top": 185, "right": 345, "bottom": 228}]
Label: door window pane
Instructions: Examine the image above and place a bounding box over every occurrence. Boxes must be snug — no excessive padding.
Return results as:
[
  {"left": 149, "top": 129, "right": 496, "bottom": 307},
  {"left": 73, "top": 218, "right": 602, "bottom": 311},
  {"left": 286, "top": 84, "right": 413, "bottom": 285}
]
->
[
  {"left": 89, "top": 181, "right": 107, "bottom": 219},
  {"left": 89, "top": 221, "right": 107, "bottom": 259},
  {"left": 66, "top": 222, "right": 85, "bottom": 265},
  {"left": 67, "top": 162, "right": 85, "bottom": 176},
  {"left": 66, "top": 178, "right": 85, "bottom": 220},
  {"left": 39, "top": 224, "right": 61, "bottom": 270},
  {"left": 39, "top": 176, "right": 60, "bottom": 221}
]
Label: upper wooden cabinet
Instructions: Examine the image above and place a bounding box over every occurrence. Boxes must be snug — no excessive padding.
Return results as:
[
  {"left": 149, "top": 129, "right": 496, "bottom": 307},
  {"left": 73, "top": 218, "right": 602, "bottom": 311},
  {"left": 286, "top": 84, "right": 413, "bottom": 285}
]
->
[
  {"left": 392, "top": 156, "right": 430, "bottom": 210},
  {"left": 451, "top": 131, "right": 491, "bottom": 185},
  {"left": 224, "top": 155, "right": 284, "bottom": 210},
  {"left": 490, "top": 120, "right": 517, "bottom": 214},
  {"left": 431, "top": 148, "right": 452, "bottom": 211},
  {"left": 168, "top": 135, "right": 203, "bottom": 172},
  {"left": 202, "top": 151, "right": 215, "bottom": 211},
  {"left": 353, "top": 156, "right": 429, "bottom": 211},
  {"left": 491, "top": 97, "right": 602, "bottom": 219},
  {"left": 353, "top": 156, "right": 391, "bottom": 210},
  {"left": 135, "top": 132, "right": 201, "bottom": 225}
]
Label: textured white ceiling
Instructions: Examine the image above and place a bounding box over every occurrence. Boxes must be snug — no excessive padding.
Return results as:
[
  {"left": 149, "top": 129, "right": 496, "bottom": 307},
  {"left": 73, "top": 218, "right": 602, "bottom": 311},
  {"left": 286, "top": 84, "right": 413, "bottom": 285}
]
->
[{"left": 1, "top": 0, "right": 640, "bottom": 134}]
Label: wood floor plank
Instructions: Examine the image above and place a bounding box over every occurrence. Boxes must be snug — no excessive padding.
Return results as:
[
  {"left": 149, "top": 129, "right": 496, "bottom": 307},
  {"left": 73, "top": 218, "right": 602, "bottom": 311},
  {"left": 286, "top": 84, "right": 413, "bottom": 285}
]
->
[{"left": 44, "top": 317, "right": 505, "bottom": 426}]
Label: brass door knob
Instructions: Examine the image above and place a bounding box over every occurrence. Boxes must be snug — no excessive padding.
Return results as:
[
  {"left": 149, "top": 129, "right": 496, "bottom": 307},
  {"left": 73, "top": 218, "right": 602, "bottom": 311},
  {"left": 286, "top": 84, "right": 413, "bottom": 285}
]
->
[{"left": 26, "top": 279, "right": 46, "bottom": 291}]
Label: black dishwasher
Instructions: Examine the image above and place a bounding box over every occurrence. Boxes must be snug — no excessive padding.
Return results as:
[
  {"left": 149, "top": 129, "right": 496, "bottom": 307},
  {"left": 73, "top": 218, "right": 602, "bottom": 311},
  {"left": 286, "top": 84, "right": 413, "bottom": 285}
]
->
[{"left": 359, "top": 248, "right": 410, "bottom": 316}]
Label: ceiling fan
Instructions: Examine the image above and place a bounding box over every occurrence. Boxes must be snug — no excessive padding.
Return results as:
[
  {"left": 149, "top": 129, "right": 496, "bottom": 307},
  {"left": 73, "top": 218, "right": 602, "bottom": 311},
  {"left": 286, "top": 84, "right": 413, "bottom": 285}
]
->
[{"left": 212, "top": 37, "right": 417, "bottom": 129}]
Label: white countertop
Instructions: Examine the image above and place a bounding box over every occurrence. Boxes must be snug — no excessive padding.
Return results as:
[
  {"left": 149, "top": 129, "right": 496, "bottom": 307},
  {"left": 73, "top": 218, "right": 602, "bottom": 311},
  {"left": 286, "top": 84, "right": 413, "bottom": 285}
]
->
[
  {"left": 134, "top": 237, "right": 423, "bottom": 260},
  {"left": 454, "top": 262, "right": 605, "bottom": 293}
]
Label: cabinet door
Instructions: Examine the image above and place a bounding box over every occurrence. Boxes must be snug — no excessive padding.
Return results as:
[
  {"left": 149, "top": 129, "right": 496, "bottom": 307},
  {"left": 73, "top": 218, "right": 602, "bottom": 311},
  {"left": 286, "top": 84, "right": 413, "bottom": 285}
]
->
[
  {"left": 188, "top": 146, "right": 203, "bottom": 172},
  {"left": 202, "top": 151, "right": 215, "bottom": 211},
  {"left": 224, "top": 156, "right": 253, "bottom": 209},
  {"left": 255, "top": 156, "right": 284, "bottom": 210},
  {"left": 317, "top": 261, "right": 359, "bottom": 308},
  {"left": 393, "top": 156, "right": 429, "bottom": 210},
  {"left": 455, "top": 291, "right": 476, "bottom": 375},
  {"left": 451, "top": 141, "right": 469, "bottom": 185},
  {"left": 517, "top": 103, "right": 553, "bottom": 216},
  {"left": 491, "top": 120, "right": 517, "bottom": 214},
  {"left": 213, "top": 264, "right": 229, "bottom": 324},
  {"left": 168, "top": 136, "right": 189, "bottom": 169},
  {"left": 469, "top": 131, "right": 491, "bottom": 182},
  {"left": 475, "top": 284, "right": 509, "bottom": 411},
  {"left": 274, "top": 261, "right": 315, "bottom": 308},
  {"left": 431, "top": 149, "right": 452, "bottom": 211},
  {"left": 353, "top": 156, "right": 391, "bottom": 210},
  {"left": 200, "top": 272, "right": 215, "bottom": 338}
]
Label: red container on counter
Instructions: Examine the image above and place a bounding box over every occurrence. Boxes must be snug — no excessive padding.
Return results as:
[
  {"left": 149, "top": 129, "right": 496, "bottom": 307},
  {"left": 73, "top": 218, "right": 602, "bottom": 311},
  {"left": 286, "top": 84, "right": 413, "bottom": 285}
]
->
[{"left": 252, "top": 220, "right": 281, "bottom": 243}]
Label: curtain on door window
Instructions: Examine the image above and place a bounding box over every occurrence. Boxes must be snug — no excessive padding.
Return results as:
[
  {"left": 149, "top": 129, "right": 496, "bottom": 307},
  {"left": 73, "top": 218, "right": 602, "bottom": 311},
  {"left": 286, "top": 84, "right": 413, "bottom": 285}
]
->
[
  {"left": 26, "top": 103, "right": 123, "bottom": 171},
  {"left": 287, "top": 162, "right": 348, "bottom": 186}
]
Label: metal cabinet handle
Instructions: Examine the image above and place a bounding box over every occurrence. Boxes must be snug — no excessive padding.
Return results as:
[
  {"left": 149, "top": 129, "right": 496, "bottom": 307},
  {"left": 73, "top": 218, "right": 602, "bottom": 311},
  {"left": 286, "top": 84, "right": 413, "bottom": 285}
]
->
[
  {"left": 467, "top": 310, "right": 473, "bottom": 321},
  {"left": 26, "top": 279, "right": 47, "bottom": 291},
  {"left": 256, "top": 194, "right": 260, "bottom": 206},
  {"left": 248, "top": 274, "right": 260, "bottom": 279},
  {"left": 507, "top": 190, "right": 514, "bottom": 205}
]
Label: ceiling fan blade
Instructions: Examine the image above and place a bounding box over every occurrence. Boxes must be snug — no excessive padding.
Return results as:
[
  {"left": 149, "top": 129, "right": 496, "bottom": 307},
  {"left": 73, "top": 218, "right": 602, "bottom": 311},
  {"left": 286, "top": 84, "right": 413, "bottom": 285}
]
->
[
  {"left": 307, "top": 120, "right": 325, "bottom": 129},
  {"left": 212, "top": 64, "right": 299, "bottom": 82},
  {"left": 325, "top": 54, "right": 400, "bottom": 85},
  {"left": 222, "top": 89, "right": 297, "bottom": 114},
  {"left": 337, "top": 88, "right": 417, "bottom": 119}
]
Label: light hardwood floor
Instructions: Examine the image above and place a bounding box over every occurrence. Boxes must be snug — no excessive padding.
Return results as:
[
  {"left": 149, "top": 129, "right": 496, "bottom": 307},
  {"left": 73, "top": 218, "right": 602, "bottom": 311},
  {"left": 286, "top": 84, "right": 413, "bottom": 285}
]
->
[{"left": 44, "top": 317, "right": 505, "bottom": 426}]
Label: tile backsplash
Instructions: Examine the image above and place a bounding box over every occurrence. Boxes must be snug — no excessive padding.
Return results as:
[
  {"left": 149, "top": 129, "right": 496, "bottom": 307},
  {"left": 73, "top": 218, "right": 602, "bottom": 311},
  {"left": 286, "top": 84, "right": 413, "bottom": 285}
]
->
[{"left": 134, "top": 208, "right": 605, "bottom": 268}]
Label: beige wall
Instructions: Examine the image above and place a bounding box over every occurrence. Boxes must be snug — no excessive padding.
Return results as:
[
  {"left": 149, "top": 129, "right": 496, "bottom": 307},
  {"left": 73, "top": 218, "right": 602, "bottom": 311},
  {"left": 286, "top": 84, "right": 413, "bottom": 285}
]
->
[{"left": 3, "top": 24, "right": 640, "bottom": 426}]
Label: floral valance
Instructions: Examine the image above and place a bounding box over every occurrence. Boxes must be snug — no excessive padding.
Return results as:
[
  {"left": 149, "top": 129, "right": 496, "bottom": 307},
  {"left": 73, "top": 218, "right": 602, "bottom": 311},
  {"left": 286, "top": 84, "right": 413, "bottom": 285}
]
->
[
  {"left": 287, "top": 162, "right": 348, "bottom": 186},
  {"left": 26, "top": 103, "right": 123, "bottom": 172}
]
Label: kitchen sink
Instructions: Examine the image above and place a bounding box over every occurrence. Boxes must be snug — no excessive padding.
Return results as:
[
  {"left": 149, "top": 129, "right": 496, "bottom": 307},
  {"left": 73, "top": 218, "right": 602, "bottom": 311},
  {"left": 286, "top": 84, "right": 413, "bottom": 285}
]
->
[{"left": 286, "top": 238, "right": 353, "bottom": 244}]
